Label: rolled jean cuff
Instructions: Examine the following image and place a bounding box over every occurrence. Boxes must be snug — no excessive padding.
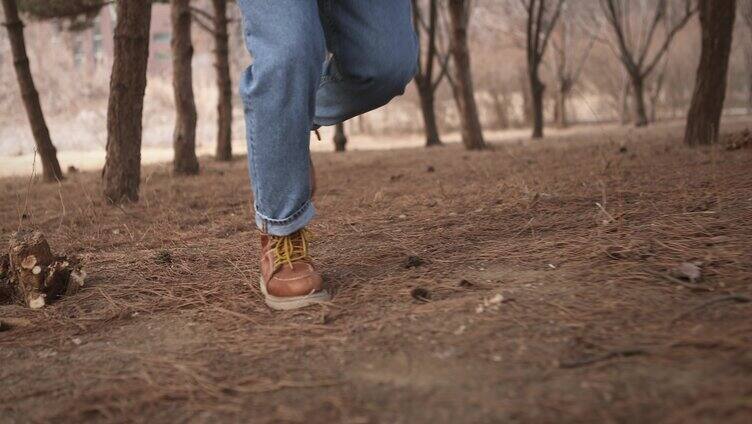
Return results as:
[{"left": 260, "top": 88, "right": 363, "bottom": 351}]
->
[{"left": 254, "top": 201, "right": 316, "bottom": 236}]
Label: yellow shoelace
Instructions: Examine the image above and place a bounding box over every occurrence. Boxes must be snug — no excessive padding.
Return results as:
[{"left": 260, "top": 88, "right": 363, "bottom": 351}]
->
[{"left": 271, "top": 229, "right": 312, "bottom": 269}]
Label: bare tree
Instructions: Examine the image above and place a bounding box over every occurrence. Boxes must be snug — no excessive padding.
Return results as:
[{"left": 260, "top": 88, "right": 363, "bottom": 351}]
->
[
  {"left": 333, "top": 122, "right": 347, "bottom": 152},
  {"left": 413, "top": 0, "right": 448, "bottom": 147},
  {"left": 102, "top": 0, "right": 152, "bottom": 202},
  {"left": 523, "top": 0, "right": 565, "bottom": 138},
  {"left": 550, "top": 1, "right": 596, "bottom": 128},
  {"left": 171, "top": 0, "right": 199, "bottom": 175},
  {"left": 472, "top": 3, "right": 525, "bottom": 129},
  {"left": 447, "top": 0, "right": 485, "bottom": 150},
  {"left": 2, "top": 0, "right": 63, "bottom": 182},
  {"left": 599, "top": 0, "right": 697, "bottom": 127},
  {"left": 684, "top": 0, "right": 736, "bottom": 146}
]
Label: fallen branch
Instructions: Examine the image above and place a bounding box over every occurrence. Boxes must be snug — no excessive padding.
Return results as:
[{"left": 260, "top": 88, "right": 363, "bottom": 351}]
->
[
  {"left": 672, "top": 294, "right": 752, "bottom": 322},
  {"left": 559, "top": 347, "right": 650, "bottom": 369},
  {"left": 559, "top": 336, "right": 747, "bottom": 369}
]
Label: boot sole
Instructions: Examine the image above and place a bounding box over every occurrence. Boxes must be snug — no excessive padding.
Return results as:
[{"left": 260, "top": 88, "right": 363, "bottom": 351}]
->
[{"left": 259, "top": 276, "right": 331, "bottom": 310}]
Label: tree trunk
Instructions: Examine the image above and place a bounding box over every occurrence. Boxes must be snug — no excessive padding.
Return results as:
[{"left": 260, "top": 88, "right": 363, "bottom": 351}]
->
[
  {"left": 416, "top": 80, "right": 442, "bottom": 146},
  {"left": 357, "top": 115, "right": 369, "bottom": 134},
  {"left": 529, "top": 73, "right": 545, "bottom": 138},
  {"left": 490, "top": 91, "right": 509, "bottom": 130},
  {"left": 649, "top": 61, "right": 669, "bottom": 123},
  {"left": 553, "top": 91, "right": 560, "bottom": 126},
  {"left": 555, "top": 87, "right": 569, "bottom": 128},
  {"left": 171, "top": 0, "right": 199, "bottom": 175},
  {"left": 648, "top": 91, "right": 661, "bottom": 123},
  {"left": 102, "top": 0, "right": 152, "bottom": 202},
  {"left": 333, "top": 122, "right": 347, "bottom": 152},
  {"left": 684, "top": 0, "right": 736, "bottom": 146},
  {"left": 649, "top": 94, "right": 658, "bottom": 123},
  {"left": 520, "top": 73, "right": 533, "bottom": 126},
  {"left": 619, "top": 79, "right": 631, "bottom": 124},
  {"left": 630, "top": 74, "right": 649, "bottom": 127},
  {"left": 1, "top": 0, "right": 63, "bottom": 182},
  {"left": 746, "top": 49, "right": 752, "bottom": 113},
  {"left": 212, "top": 0, "right": 233, "bottom": 161},
  {"left": 447, "top": 0, "right": 485, "bottom": 150}
]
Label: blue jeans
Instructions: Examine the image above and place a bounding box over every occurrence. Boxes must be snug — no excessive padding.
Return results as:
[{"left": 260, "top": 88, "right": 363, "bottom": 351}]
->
[{"left": 238, "top": 0, "right": 418, "bottom": 235}]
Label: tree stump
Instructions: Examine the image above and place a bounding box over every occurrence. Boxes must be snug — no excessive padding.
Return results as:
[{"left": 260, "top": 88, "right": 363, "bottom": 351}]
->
[{"left": 1, "top": 230, "right": 85, "bottom": 309}]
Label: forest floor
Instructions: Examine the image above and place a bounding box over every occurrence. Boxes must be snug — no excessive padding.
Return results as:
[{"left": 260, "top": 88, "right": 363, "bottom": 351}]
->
[{"left": 1, "top": 120, "right": 752, "bottom": 423}]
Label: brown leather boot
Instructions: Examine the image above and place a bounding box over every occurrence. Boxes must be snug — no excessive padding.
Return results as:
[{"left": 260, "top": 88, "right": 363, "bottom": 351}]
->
[{"left": 259, "top": 229, "right": 330, "bottom": 310}]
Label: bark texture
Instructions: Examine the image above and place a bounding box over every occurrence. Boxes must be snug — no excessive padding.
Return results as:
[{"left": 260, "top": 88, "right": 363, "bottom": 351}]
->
[
  {"left": 333, "top": 123, "right": 348, "bottom": 152},
  {"left": 102, "top": 0, "right": 152, "bottom": 202},
  {"left": 171, "top": 0, "right": 199, "bottom": 175},
  {"left": 1, "top": 0, "right": 63, "bottom": 182},
  {"left": 447, "top": 0, "right": 485, "bottom": 150},
  {"left": 212, "top": 0, "right": 233, "bottom": 161},
  {"left": 417, "top": 85, "right": 442, "bottom": 146},
  {"left": 2, "top": 230, "right": 85, "bottom": 309},
  {"left": 630, "top": 75, "right": 649, "bottom": 127},
  {"left": 529, "top": 76, "right": 545, "bottom": 137},
  {"left": 684, "top": 0, "right": 736, "bottom": 146}
]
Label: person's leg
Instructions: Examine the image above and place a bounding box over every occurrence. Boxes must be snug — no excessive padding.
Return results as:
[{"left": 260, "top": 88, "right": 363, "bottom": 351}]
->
[
  {"left": 314, "top": 0, "right": 419, "bottom": 126},
  {"left": 238, "top": 0, "right": 325, "bottom": 236},
  {"left": 238, "top": 1, "right": 330, "bottom": 309}
]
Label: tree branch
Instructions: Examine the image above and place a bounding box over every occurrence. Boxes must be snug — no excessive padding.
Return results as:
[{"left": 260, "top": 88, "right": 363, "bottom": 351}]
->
[{"left": 641, "top": 3, "right": 697, "bottom": 78}]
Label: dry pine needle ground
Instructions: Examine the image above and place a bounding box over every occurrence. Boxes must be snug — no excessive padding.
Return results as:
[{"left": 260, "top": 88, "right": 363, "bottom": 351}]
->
[{"left": 1, "top": 120, "right": 752, "bottom": 423}]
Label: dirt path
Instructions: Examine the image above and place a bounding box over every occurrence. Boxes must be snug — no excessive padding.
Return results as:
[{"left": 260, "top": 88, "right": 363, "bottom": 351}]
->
[{"left": 1, "top": 121, "right": 752, "bottom": 423}]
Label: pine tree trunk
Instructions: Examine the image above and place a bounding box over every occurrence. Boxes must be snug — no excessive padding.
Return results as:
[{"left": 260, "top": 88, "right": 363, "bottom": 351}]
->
[
  {"left": 447, "top": 0, "right": 485, "bottom": 150},
  {"left": 212, "top": 0, "right": 233, "bottom": 161},
  {"left": 1, "top": 0, "right": 63, "bottom": 182},
  {"left": 630, "top": 74, "right": 649, "bottom": 127},
  {"left": 416, "top": 79, "right": 442, "bottom": 147},
  {"left": 530, "top": 75, "right": 545, "bottom": 138},
  {"left": 102, "top": 0, "right": 152, "bottom": 202},
  {"left": 684, "top": 0, "right": 736, "bottom": 146},
  {"left": 171, "top": 0, "right": 199, "bottom": 175},
  {"left": 333, "top": 122, "right": 347, "bottom": 152}
]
